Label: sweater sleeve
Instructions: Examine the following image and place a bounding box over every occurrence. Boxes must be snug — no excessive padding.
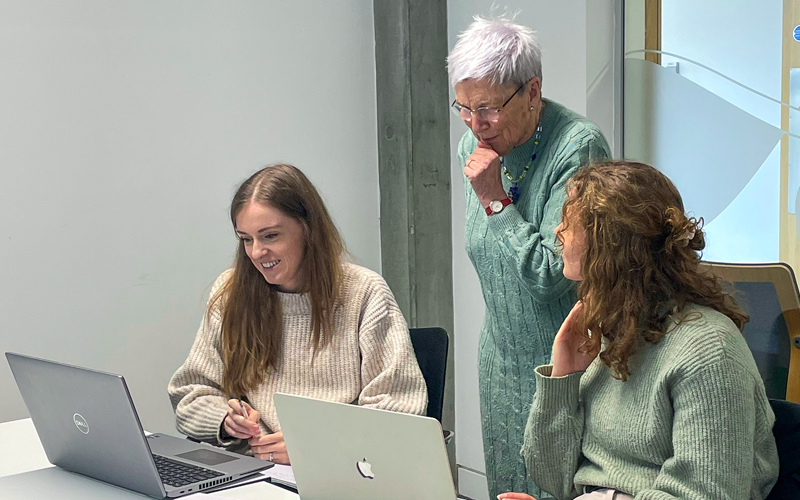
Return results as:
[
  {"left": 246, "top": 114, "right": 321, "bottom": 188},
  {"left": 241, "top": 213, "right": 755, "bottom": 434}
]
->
[
  {"left": 356, "top": 276, "right": 428, "bottom": 416},
  {"left": 486, "top": 132, "right": 609, "bottom": 303},
  {"left": 636, "top": 360, "right": 776, "bottom": 500},
  {"left": 167, "top": 272, "right": 240, "bottom": 447},
  {"left": 522, "top": 365, "right": 585, "bottom": 500}
]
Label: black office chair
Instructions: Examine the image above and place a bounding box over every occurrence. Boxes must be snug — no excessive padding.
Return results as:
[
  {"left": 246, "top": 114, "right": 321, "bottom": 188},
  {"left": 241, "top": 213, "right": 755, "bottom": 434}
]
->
[
  {"left": 699, "top": 262, "right": 800, "bottom": 403},
  {"left": 409, "top": 327, "right": 452, "bottom": 443},
  {"left": 766, "top": 399, "right": 800, "bottom": 499}
]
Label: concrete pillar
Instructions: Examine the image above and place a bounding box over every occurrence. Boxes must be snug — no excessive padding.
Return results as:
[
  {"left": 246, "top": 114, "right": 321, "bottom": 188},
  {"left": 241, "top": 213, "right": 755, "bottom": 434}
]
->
[{"left": 373, "top": 0, "right": 455, "bottom": 476}]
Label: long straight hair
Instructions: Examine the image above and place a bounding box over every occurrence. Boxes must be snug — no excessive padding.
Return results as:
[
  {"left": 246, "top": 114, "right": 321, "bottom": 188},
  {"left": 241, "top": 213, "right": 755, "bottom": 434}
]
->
[{"left": 210, "top": 164, "right": 344, "bottom": 396}]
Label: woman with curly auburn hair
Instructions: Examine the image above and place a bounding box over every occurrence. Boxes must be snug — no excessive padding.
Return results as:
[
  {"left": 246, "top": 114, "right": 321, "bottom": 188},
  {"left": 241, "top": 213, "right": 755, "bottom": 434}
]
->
[{"left": 500, "top": 161, "right": 779, "bottom": 500}]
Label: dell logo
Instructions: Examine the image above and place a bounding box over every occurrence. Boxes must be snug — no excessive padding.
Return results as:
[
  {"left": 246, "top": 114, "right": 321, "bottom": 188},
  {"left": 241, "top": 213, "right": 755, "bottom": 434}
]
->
[
  {"left": 356, "top": 458, "right": 374, "bottom": 479},
  {"left": 73, "top": 413, "right": 89, "bottom": 434}
]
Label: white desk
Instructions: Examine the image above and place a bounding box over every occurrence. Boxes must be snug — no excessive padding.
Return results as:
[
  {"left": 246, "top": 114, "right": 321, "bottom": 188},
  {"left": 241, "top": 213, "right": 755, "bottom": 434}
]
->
[
  {"left": 0, "top": 418, "right": 299, "bottom": 499},
  {"left": 0, "top": 418, "right": 51, "bottom": 477}
]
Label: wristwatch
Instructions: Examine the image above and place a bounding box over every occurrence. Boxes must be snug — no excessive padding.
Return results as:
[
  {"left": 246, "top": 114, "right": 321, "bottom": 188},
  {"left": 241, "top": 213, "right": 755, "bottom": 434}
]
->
[{"left": 485, "top": 197, "right": 512, "bottom": 216}]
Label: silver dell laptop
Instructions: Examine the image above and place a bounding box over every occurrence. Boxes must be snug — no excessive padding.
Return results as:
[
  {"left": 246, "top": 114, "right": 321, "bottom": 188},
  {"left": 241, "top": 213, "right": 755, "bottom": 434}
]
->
[
  {"left": 274, "top": 393, "right": 457, "bottom": 500},
  {"left": 6, "top": 352, "right": 271, "bottom": 498}
]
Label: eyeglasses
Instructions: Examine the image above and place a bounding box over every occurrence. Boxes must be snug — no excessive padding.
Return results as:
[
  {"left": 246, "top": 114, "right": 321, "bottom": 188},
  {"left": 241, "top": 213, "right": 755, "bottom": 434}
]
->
[{"left": 451, "top": 82, "right": 526, "bottom": 123}]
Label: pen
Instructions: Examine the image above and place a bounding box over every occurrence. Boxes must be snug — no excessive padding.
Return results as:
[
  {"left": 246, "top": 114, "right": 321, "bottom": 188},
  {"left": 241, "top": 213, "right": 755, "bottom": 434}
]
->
[
  {"left": 237, "top": 398, "right": 249, "bottom": 419},
  {"left": 238, "top": 398, "right": 260, "bottom": 437}
]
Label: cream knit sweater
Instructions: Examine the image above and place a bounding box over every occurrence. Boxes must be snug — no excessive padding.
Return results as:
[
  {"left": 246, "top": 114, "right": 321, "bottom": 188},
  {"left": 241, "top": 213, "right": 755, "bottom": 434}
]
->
[{"left": 168, "top": 262, "right": 428, "bottom": 447}]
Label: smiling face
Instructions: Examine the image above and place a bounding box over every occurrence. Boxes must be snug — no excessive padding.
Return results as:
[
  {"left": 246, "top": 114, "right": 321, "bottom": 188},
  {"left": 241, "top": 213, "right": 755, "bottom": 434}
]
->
[
  {"left": 555, "top": 204, "right": 588, "bottom": 282},
  {"left": 453, "top": 77, "right": 541, "bottom": 156},
  {"left": 235, "top": 201, "right": 306, "bottom": 292}
]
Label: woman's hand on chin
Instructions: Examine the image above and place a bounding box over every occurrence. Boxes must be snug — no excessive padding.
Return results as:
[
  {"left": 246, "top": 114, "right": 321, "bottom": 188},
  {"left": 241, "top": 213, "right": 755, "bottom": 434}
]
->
[
  {"left": 551, "top": 301, "right": 599, "bottom": 377},
  {"left": 465, "top": 141, "right": 508, "bottom": 207}
]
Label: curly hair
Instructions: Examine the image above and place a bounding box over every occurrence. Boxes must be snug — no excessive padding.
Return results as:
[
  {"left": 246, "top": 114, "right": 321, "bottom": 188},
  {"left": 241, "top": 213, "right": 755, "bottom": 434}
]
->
[{"left": 557, "top": 160, "right": 748, "bottom": 381}]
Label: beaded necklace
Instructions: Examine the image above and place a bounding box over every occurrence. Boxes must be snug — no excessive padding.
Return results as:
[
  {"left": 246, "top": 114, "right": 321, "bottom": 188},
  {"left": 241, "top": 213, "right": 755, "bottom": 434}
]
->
[{"left": 501, "top": 121, "right": 543, "bottom": 203}]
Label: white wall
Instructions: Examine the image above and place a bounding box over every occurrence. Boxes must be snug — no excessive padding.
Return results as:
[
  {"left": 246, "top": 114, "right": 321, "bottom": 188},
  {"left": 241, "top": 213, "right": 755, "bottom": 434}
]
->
[
  {"left": 447, "top": 2, "right": 617, "bottom": 498},
  {"left": 0, "top": 0, "right": 381, "bottom": 435},
  {"left": 586, "top": 0, "right": 622, "bottom": 157}
]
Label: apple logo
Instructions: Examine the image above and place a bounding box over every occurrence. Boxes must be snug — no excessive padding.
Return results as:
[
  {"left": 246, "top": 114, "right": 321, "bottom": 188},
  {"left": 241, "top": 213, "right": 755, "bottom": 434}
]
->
[{"left": 356, "top": 458, "right": 374, "bottom": 479}]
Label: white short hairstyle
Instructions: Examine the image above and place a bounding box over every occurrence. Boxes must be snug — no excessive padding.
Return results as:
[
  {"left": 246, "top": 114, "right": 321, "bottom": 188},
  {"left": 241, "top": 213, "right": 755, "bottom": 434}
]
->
[{"left": 447, "top": 15, "right": 542, "bottom": 89}]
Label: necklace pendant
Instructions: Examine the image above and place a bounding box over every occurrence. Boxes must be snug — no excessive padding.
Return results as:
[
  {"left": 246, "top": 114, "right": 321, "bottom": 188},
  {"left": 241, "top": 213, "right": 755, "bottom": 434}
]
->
[
  {"left": 508, "top": 185, "right": 519, "bottom": 203},
  {"left": 501, "top": 125, "right": 542, "bottom": 205}
]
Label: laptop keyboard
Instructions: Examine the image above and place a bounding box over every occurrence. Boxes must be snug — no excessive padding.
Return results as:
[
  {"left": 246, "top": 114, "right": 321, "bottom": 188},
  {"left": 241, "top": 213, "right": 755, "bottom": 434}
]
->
[{"left": 152, "top": 454, "right": 224, "bottom": 487}]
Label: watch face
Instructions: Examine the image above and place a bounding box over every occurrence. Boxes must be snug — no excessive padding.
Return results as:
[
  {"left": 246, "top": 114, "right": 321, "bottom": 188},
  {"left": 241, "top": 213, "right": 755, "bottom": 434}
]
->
[{"left": 489, "top": 200, "right": 502, "bottom": 213}]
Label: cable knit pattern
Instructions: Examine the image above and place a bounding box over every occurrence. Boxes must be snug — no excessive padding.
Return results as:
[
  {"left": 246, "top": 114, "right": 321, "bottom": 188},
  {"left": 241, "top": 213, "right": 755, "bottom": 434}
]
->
[
  {"left": 523, "top": 304, "right": 779, "bottom": 500},
  {"left": 168, "top": 262, "right": 428, "bottom": 449},
  {"left": 458, "top": 98, "right": 610, "bottom": 499}
]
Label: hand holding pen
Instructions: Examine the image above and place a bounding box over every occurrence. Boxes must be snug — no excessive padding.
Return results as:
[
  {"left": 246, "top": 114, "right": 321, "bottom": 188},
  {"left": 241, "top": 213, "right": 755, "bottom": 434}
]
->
[{"left": 223, "top": 398, "right": 261, "bottom": 439}]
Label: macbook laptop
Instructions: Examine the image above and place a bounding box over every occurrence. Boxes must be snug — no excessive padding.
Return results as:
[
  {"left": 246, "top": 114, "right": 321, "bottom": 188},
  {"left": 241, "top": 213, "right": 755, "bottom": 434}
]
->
[
  {"left": 5, "top": 352, "right": 271, "bottom": 498},
  {"left": 274, "top": 393, "right": 457, "bottom": 500}
]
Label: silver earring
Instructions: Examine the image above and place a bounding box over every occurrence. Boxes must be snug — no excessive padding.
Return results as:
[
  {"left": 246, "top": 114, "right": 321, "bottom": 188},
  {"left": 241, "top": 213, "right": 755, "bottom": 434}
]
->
[{"left": 530, "top": 106, "right": 535, "bottom": 111}]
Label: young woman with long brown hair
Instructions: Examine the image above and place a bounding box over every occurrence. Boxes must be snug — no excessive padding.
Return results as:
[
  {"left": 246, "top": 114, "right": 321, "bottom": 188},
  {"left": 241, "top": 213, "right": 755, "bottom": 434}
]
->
[
  {"left": 168, "top": 164, "right": 427, "bottom": 464},
  {"left": 500, "top": 161, "right": 778, "bottom": 500}
]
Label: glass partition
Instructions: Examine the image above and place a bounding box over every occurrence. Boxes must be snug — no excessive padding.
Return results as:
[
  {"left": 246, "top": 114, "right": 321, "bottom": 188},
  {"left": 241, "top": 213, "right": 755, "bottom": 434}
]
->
[{"left": 624, "top": 0, "right": 792, "bottom": 267}]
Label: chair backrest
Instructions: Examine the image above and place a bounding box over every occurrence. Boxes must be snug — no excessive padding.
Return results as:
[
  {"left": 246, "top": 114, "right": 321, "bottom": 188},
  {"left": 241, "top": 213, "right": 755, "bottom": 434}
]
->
[
  {"left": 408, "top": 327, "right": 449, "bottom": 423},
  {"left": 766, "top": 399, "right": 800, "bottom": 499},
  {"left": 699, "top": 262, "right": 800, "bottom": 403}
]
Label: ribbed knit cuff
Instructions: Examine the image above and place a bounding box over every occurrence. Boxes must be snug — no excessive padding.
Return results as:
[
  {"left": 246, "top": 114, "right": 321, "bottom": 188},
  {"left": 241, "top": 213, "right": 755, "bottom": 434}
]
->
[
  {"left": 217, "top": 418, "right": 243, "bottom": 448},
  {"left": 194, "top": 404, "right": 241, "bottom": 447},
  {"left": 533, "top": 365, "right": 582, "bottom": 413},
  {"left": 487, "top": 204, "right": 530, "bottom": 237}
]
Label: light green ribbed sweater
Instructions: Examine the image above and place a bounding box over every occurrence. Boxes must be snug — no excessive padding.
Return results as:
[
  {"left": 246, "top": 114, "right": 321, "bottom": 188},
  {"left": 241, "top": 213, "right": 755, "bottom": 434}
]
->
[
  {"left": 523, "top": 304, "right": 779, "bottom": 500},
  {"left": 459, "top": 99, "right": 610, "bottom": 499}
]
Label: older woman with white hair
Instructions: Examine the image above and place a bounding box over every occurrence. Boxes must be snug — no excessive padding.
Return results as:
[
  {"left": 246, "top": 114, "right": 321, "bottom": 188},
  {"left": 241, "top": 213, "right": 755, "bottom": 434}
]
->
[{"left": 448, "top": 15, "right": 610, "bottom": 499}]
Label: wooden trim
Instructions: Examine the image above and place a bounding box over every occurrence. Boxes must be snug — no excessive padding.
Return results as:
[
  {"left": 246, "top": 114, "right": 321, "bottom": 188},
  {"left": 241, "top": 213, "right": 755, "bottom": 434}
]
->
[
  {"left": 785, "top": 308, "right": 800, "bottom": 403},
  {"left": 786, "top": 1, "right": 800, "bottom": 403},
  {"left": 780, "top": 1, "right": 799, "bottom": 279},
  {"left": 644, "top": 0, "right": 661, "bottom": 65}
]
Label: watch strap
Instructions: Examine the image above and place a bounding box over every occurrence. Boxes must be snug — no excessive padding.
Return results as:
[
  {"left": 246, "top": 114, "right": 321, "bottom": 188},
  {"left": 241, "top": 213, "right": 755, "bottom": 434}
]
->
[{"left": 485, "top": 197, "right": 512, "bottom": 216}]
